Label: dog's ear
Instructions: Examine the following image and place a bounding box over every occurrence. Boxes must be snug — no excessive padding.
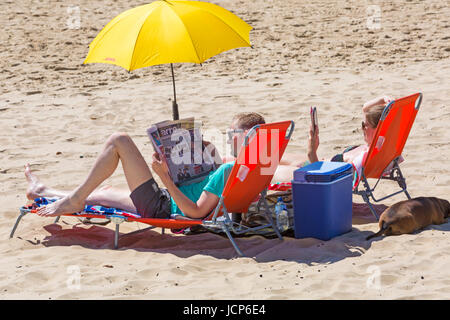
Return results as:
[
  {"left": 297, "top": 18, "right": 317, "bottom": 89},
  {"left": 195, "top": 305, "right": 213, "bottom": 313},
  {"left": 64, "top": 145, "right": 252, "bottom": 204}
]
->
[
  {"left": 445, "top": 200, "right": 450, "bottom": 218},
  {"left": 434, "top": 198, "right": 449, "bottom": 218},
  {"left": 441, "top": 199, "right": 450, "bottom": 218}
]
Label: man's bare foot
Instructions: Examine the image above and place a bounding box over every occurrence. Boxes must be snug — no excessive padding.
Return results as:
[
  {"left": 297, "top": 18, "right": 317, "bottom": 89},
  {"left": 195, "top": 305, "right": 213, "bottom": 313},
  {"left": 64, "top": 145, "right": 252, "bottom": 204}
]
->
[
  {"left": 25, "top": 164, "right": 47, "bottom": 200},
  {"left": 36, "top": 194, "right": 85, "bottom": 217}
]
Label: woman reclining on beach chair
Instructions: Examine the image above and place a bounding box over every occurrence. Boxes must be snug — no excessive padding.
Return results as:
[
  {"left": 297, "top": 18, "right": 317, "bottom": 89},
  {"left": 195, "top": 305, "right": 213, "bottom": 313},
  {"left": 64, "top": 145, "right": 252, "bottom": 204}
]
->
[
  {"left": 276, "top": 95, "right": 397, "bottom": 177},
  {"left": 279, "top": 93, "right": 422, "bottom": 220}
]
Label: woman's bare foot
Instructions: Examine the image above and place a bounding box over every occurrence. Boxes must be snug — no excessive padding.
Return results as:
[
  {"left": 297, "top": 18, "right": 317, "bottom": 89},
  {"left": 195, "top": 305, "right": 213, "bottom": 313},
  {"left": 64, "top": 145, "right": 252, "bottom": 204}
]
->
[
  {"left": 25, "top": 164, "right": 48, "bottom": 200},
  {"left": 36, "top": 194, "right": 85, "bottom": 217}
]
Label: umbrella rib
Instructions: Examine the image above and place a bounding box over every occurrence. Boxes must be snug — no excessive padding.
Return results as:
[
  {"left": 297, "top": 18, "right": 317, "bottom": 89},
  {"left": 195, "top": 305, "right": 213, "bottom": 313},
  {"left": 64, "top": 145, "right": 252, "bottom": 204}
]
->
[
  {"left": 169, "top": 4, "right": 252, "bottom": 63},
  {"left": 87, "top": 3, "right": 154, "bottom": 65},
  {"left": 168, "top": 6, "right": 202, "bottom": 64},
  {"left": 208, "top": 13, "right": 252, "bottom": 47},
  {"left": 128, "top": 10, "right": 158, "bottom": 71},
  {"left": 178, "top": 1, "right": 253, "bottom": 47}
]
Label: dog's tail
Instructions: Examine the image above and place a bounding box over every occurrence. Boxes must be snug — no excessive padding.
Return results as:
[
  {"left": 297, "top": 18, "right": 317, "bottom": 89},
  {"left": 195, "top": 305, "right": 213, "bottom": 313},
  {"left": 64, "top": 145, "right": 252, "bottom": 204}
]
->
[{"left": 366, "top": 221, "right": 389, "bottom": 240}]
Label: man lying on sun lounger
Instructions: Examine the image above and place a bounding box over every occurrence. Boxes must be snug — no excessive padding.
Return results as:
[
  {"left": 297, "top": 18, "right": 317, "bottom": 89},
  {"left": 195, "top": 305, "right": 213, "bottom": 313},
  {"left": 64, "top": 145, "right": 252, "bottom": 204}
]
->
[{"left": 25, "top": 112, "right": 274, "bottom": 220}]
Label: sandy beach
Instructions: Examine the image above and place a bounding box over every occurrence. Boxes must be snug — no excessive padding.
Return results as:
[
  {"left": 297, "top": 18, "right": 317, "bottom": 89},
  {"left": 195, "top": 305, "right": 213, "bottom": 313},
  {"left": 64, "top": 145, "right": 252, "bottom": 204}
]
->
[{"left": 0, "top": 0, "right": 449, "bottom": 299}]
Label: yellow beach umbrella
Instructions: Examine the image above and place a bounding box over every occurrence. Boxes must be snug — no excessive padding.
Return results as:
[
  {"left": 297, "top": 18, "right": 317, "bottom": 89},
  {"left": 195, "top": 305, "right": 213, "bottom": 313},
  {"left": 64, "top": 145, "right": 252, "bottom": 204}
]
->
[{"left": 84, "top": 0, "right": 253, "bottom": 120}]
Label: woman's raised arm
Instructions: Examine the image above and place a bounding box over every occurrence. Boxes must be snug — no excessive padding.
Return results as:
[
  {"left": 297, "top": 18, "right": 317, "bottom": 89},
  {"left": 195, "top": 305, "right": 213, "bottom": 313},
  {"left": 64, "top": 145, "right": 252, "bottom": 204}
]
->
[{"left": 362, "top": 96, "right": 394, "bottom": 113}]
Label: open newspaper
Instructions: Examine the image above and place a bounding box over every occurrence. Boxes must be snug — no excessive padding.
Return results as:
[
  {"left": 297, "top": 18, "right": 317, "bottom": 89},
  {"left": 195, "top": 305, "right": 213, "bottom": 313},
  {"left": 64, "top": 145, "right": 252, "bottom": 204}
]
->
[{"left": 147, "top": 117, "right": 218, "bottom": 186}]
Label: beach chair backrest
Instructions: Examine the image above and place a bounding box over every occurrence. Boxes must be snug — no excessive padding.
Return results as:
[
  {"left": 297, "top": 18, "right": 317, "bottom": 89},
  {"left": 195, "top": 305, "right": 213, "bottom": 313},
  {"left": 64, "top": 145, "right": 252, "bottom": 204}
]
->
[
  {"left": 220, "top": 120, "right": 294, "bottom": 213},
  {"left": 362, "top": 93, "right": 422, "bottom": 179}
]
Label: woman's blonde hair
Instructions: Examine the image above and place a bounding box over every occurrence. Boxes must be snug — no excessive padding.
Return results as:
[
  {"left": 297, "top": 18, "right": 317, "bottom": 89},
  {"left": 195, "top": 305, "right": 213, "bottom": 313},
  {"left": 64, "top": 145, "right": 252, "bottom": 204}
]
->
[{"left": 365, "top": 104, "right": 386, "bottom": 128}]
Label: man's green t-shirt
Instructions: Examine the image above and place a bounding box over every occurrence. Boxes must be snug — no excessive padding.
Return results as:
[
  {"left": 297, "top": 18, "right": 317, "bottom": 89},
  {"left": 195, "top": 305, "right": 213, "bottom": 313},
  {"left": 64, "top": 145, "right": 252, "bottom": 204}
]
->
[{"left": 170, "top": 162, "right": 234, "bottom": 216}]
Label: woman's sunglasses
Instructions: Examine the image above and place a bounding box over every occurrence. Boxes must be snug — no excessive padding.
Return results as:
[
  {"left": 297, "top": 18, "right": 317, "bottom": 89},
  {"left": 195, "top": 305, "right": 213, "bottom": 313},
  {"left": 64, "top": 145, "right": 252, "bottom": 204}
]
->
[{"left": 361, "top": 121, "right": 368, "bottom": 130}]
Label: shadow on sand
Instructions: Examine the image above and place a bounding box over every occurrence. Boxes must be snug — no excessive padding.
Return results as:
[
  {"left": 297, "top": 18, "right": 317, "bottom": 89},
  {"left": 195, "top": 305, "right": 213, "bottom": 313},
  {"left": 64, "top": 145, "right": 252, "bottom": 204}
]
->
[
  {"left": 12, "top": 202, "right": 377, "bottom": 263},
  {"left": 17, "top": 202, "right": 449, "bottom": 264}
]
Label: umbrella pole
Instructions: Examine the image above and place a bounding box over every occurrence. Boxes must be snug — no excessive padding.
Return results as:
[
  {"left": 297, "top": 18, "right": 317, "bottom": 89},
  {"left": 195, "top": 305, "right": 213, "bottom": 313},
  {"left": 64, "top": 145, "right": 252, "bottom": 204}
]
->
[{"left": 170, "top": 63, "right": 179, "bottom": 120}]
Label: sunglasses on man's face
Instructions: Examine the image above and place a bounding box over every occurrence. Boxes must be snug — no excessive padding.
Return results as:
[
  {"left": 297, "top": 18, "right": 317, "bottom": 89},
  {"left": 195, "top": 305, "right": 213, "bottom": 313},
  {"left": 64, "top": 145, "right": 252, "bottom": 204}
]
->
[
  {"left": 361, "top": 121, "right": 368, "bottom": 130},
  {"left": 226, "top": 128, "right": 244, "bottom": 140}
]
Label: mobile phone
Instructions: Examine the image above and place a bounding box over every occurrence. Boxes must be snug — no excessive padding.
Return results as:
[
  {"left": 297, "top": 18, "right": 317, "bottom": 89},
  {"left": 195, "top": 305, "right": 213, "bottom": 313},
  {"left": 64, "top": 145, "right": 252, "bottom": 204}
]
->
[{"left": 310, "top": 107, "right": 318, "bottom": 133}]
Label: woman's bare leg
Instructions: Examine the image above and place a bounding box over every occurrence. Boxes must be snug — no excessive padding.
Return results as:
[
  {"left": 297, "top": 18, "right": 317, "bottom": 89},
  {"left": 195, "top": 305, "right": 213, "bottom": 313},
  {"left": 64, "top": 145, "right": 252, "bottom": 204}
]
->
[{"left": 34, "top": 132, "right": 152, "bottom": 217}]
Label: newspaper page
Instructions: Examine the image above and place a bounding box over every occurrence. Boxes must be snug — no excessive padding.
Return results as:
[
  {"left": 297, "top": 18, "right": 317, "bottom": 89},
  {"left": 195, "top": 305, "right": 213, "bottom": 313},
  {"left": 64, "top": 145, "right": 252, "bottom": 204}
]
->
[{"left": 146, "top": 117, "right": 218, "bottom": 186}]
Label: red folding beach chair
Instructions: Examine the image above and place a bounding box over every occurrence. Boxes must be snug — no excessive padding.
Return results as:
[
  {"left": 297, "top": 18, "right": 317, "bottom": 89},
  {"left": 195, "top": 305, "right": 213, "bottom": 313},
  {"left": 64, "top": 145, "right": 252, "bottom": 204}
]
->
[
  {"left": 353, "top": 93, "right": 422, "bottom": 219},
  {"left": 203, "top": 120, "right": 295, "bottom": 256},
  {"left": 11, "top": 121, "right": 295, "bottom": 257}
]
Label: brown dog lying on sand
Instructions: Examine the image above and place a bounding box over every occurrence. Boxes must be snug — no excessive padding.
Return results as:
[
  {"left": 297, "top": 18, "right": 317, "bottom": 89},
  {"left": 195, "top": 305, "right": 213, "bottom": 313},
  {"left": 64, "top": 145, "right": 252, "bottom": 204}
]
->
[{"left": 366, "top": 197, "right": 450, "bottom": 240}]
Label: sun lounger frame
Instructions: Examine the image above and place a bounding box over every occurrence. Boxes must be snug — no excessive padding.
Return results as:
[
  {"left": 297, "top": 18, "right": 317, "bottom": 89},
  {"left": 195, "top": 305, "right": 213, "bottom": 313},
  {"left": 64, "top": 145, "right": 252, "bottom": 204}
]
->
[
  {"left": 353, "top": 157, "right": 411, "bottom": 220},
  {"left": 203, "top": 187, "right": 283, "bottom": 257},
  {"left": 11, "top": 121, "right": 294, "bottom": 257}
]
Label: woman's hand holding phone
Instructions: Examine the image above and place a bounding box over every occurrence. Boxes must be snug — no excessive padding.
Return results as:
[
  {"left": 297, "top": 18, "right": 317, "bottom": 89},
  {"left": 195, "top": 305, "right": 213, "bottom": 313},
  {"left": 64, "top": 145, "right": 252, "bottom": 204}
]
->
[
  {"left": 310, "top": 107, "right": 318, "bottom": 134},
  {"left": 308, "top": 107, "right": 319, "bottom": 163}
]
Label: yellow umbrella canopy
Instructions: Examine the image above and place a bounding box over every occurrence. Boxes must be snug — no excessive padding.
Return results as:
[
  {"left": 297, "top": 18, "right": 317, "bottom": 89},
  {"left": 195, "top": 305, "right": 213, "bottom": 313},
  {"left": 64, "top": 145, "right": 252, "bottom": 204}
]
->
[{"left": 84, "top": 0, "right": 253, "bottom": 119}]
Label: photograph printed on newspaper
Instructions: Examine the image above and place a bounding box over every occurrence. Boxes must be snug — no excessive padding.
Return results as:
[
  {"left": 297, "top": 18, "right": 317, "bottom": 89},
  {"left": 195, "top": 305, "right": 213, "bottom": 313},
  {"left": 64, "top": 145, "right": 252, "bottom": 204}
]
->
[{"left": 147, "top": 117, "right": 218, "bottom": 186}]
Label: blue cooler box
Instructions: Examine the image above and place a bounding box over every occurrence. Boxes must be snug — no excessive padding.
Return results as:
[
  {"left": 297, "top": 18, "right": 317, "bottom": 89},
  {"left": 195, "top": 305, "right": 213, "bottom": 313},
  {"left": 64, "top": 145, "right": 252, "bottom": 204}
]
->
[{"left": 292, "top": 161, "right": 353, "bottom": 240}]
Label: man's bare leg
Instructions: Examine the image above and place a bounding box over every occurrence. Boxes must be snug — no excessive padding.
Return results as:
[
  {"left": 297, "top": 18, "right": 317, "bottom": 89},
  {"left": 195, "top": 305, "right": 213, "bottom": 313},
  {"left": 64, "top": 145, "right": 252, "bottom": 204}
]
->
[
  {"left": 26, "top": 165, "right": 137, "bottom": 212},
  {"left": 26, "top": 164, "right": 70, "bottom": 199},
  {"left": 279, "top": 153, "right": 309, "bottom": 167},
  {"left": 34, "top": 132, "right": 152, "bottom": 217}
]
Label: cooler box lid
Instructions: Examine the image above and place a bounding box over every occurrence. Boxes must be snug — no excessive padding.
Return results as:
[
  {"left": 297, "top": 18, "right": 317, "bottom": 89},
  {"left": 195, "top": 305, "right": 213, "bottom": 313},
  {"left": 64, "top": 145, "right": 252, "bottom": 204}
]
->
[{"left": 293, "top": 161, "right": 353, "bottom": 183}]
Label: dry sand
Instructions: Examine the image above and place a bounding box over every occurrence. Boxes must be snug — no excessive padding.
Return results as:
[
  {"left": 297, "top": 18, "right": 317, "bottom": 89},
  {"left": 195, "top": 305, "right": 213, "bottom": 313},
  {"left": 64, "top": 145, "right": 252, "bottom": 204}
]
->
[{"left": 0, "top": 0, "right": 449, "bottom": 299}]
